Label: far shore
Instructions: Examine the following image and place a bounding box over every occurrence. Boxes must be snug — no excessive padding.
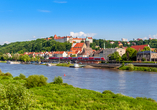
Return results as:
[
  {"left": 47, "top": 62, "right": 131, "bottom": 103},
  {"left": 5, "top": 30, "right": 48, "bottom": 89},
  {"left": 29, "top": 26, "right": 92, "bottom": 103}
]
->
[{"left": 1, "top": 60, "right": 157, "bottom": 72}]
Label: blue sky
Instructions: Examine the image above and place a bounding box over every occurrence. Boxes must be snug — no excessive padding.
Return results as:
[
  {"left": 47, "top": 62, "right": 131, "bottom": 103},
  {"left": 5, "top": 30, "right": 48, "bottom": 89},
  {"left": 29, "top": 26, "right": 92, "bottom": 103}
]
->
[{"left": 0, "top": 0, "right": 157, "bottom": 44}]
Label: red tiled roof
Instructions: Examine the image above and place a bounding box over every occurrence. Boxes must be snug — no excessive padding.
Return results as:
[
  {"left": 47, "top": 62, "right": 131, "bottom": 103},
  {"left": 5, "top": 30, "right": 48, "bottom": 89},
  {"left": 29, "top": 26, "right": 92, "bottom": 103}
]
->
[
  {"left": 53, "top": 51, "right": 65, "bottom": 54},
  {"left": 131, "top": 45, "right": 149, "bottom": 51},
  {"left": 73, "top": 43, "right": 84, "bottom": 48}
]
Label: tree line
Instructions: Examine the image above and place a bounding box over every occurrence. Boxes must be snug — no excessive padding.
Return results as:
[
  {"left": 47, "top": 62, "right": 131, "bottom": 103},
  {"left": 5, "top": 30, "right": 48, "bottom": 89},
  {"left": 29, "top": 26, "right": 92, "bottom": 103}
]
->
[{"left": 0, "top": 37, "right": 71, "bottom": 54}]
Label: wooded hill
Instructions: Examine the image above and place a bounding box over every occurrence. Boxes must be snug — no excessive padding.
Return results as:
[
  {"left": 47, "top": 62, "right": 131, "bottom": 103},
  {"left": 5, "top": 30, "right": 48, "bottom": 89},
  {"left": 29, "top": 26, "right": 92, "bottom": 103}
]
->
[
  {"left": 0, "top": 37, "right": 157, "bottom": 54},
  {"left": 0, "top": 38, "right": 71, "bottom": 54}
]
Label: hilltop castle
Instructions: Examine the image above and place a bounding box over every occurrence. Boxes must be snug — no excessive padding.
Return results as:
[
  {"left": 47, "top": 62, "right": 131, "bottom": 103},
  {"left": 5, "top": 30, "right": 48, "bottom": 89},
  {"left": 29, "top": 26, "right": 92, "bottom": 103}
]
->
[{"left": 53, "top": 34, "right": 93, "bottom": 43}]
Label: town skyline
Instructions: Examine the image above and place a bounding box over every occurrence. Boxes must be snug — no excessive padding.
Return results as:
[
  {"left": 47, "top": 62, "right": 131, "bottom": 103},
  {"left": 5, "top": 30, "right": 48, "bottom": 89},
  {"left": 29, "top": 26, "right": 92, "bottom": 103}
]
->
[{"left": 1, "top": 0, "right": 157, "bottom": 45}]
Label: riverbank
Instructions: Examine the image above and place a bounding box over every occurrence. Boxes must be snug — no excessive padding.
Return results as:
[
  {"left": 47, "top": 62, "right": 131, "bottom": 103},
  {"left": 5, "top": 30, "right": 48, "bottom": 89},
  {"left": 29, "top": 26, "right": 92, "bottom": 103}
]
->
[
  {"left": 56, "top": 63, "right": 73, "bottom": 67},
  {"left": 0, "top": 71, "right": 157, "bottom": 109},
  {"left": 119, "top": 64, "right": 157, "bottom": 72},
  {"left": 0, "top": 61, "right": 7, "bottom": 63}
]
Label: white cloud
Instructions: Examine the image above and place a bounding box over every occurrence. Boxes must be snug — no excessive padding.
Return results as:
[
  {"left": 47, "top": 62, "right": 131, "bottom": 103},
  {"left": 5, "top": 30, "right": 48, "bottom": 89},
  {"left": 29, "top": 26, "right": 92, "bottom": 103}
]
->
[
  {"left": 33, "top": 36, "right": 36, "bottom": 38},
  {"left": 70, "top": 31, "right": 97, "bottom": 37},
  {"left": 53, "top": 1, "right": 67, "bottom": 3},
  {"left": 0, "top": 41, "right": 10, "bottom": 45},
  {"left": 38, "top": 10, "right": 51, "bottom": 13},
  {"left": 144, "top": 34, "right": 157, "bottom": 39}
]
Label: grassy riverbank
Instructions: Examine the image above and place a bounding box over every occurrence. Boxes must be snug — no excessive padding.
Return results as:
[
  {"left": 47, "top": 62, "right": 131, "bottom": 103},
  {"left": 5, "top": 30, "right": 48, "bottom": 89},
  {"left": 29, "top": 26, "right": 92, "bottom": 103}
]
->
[
  {"left": 0, "top": 70, "right": 157, "bottom": 109},
  {"left": 56, "top": 63, "right": 73, "bottom": 67},
  {"left": 0, "top": 61, "right": 7, "bottom": 63},
  {"left": 119, "top": 64, "right": 157, "bottom": 72}
]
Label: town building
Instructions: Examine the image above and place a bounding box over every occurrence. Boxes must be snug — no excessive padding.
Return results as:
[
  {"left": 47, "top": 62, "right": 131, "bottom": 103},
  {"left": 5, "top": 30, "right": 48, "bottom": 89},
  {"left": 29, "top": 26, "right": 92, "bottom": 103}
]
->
[
  {"left": 137, "top": 38, "right": 143, "bottom": 41},
  {"left": 53, "top": 34, "right": 93, "bottom": 43},
  {"left": 92, "top": 48, "right": 103, "bottom": 57},
  {"left": 110, "top": 41, "right": 115, "bottom": 44},
  {"left": 77, "top": 37, "right": 93, "bottom": 57},
  {"left": 136, "top": 51, "right": 157, "bottom": 61},
  {"left": 101, "top": 48, "right": 126, "bottom": 61},
  {"left": 67, "top": 43, "right": 86, "bottom": 57},
  {"left": 118, "top": 41, "right": 123, "bottom": 47},
  {"left": 131, "top": 44, "right": 149, "bottom": 51},
  {"left": 52, "top": 51, "right": 67, "bottom": 57},
  {"left": 122, "top": 38, "right": 128, "bottom": 41}
]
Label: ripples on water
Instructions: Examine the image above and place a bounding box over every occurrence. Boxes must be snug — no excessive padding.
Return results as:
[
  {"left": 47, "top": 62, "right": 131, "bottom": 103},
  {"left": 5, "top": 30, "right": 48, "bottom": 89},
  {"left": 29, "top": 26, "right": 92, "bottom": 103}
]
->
[{"left": 0, "top": 63, "right": 157, "bottom": 100}]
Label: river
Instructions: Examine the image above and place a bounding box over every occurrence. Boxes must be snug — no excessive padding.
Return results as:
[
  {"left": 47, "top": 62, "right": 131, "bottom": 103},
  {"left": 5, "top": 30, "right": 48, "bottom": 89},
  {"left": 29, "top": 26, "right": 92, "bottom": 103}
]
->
[{"left": 0, "top": 63, "right": 157, "bottom": 100}]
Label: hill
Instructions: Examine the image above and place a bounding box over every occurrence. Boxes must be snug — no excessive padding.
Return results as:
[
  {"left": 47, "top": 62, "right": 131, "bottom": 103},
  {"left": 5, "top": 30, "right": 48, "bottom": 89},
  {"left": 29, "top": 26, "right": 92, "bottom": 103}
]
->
[{"left": 0, "top": 38, "right": 71, "bottom": 54}]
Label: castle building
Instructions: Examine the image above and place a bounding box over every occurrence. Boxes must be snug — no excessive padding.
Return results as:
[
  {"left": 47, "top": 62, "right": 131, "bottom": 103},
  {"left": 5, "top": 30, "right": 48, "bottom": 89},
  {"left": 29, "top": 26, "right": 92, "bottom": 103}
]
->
[{"left": 53, "top": 34, "right": 93, "bottom": 43}]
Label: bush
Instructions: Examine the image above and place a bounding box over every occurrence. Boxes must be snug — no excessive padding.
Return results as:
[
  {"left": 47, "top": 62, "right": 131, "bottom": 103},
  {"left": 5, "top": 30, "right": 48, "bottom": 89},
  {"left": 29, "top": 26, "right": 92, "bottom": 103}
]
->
[
  {"left": 19, "top": 73, "right": 26, "bottom": 79},
  {"left": 127, "top": 64, "right": 134, "bottom": 70},
  {"left": 142, "top": 57, "right": 146, "bottom": 61},
  {"left": 122, "top": 62, "right": 124, "bottom": 67},
  {"left": 1, "top": 76, "right": 12, "bottom": 79},
  {"left": 13, "top": 76, "right": 21, "bottom": 80},
  {"left": 4, "top": 72, "right": 13, "bottom": 77},
  {"left": 0, "top": 83, "right": 35, "bottom": 109},
  {"left": 102, "top": 90, "right": 114, "bottom": 95},
  {"left": 25, "top": 75, "right": 48, "bottom": 89},
  {"left": 53, "top": 76, "right": 63, "bottom": 84}
]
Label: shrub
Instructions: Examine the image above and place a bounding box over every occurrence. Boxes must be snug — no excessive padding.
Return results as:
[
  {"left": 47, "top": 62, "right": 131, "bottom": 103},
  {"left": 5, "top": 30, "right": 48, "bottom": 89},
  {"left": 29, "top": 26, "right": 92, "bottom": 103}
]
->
[
  {"left": 53, "top": 76, "right": 63, "bottom": 84},
  {"left": 1, "top": 76, "right": 12, "bottom": 79},
  {"left": 122, "top": 62, "right": 124, "bottom": 67},
  {"left": 0, "top": 72, "right": 4, "bottom": 76},
  {"left": 13, "top": 76, "right": 21, "bottom": 80},
  {"left": 127, "top": 64, "right": 134, "bottom": 70},
  {"left": 19, "top": 73, "right": 26, "bottom": 79},
  {"left": 142, "top": 57, "right": 146, "bottom": 61},
  {"left": 25, "top": 75, "right": 48, "bottom": 89},
  {"left": 4, "top": 72, "right": 13, "bottom": 77},
  {"left": 0, "top": 83, "right": 35, "bottom": 109},
  {"left": 102, "top": 90, "right": 114, "bottom": 95}
]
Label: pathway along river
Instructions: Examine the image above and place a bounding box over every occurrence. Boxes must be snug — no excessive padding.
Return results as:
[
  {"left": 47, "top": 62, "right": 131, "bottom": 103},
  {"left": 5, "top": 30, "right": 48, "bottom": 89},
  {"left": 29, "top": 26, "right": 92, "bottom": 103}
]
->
[{"left": 0, "top": 63, "right": 157, "bottom": 100}]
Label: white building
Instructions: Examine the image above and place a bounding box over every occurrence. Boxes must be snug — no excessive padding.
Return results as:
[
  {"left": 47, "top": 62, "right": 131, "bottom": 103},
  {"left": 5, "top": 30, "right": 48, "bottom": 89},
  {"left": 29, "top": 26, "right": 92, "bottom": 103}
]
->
[
  {"left": 53, "top": 34, "right": 93, "bottom": 43},
  {"left": 121, "top": 38, "right": 128, "bottom": 42}
]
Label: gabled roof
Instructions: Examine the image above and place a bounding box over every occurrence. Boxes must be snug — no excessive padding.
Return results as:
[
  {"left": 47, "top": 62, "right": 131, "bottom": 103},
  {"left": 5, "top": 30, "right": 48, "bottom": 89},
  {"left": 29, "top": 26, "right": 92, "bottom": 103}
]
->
[
  {"left": 53, "top": 51, "right": 65, "bottom": 54},
  {"left": 131, "top": 45, "right": 149, "bottom": 51},
  {"left": 73, "top": 43, "right": 84, "bottom": 48},
  {"left": 137, "top": 51, "right": 156, "bottom": 54}
]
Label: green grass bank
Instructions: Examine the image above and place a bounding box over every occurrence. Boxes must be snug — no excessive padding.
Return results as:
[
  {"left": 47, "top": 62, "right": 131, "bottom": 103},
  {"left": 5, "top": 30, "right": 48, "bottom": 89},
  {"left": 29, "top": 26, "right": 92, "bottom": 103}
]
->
[
  {"left": 0, "top": 70, "right": 157, "bottom": 109},
  {"left": 56, "top": 63, "right": 73, "bottom": 67},
  {"left": 119, "top": 64, "right": 157, "bottom": 72}
]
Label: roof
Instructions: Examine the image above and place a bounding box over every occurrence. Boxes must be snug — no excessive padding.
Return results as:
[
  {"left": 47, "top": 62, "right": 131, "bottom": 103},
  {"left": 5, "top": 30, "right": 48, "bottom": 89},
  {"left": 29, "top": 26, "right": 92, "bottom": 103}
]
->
[
  {"left": 137, "top": 51, "right": 156, "bottom": 54},
  {"left": 131, "top": 45, "right": 149, "bottom": 51},
  {"left": 70, "top": 43, "right": 84, "bottom": 52},
  {"left": 53, "top": 51, "right": 65, "bottom": 54}
]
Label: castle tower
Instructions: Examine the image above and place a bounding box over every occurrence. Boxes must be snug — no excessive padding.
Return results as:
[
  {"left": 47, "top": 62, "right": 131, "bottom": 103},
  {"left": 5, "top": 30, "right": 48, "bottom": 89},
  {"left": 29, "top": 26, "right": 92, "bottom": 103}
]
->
[{"left": 85, "top": 37, "right": 90, "bottom": 48}]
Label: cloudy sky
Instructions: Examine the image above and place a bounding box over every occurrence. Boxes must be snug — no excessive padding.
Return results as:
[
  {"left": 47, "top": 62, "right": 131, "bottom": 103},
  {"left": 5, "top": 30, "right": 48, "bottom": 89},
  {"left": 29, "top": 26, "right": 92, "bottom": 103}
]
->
[{"left": 0, "top": 0, "right": 157, "bottom": 44}]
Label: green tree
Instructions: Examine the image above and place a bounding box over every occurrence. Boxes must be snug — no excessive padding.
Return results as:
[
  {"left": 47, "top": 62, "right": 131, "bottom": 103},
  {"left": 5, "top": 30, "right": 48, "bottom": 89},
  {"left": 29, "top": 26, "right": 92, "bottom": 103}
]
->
[
  {"left": 12, "top": 53, "right": 20, "bottom": 61},
  {"left": 122, "top": 47, "right": 137, "bottom": 61},
  {"left": 110, "top": 52, "right": 122, "bottom": 62},
  {"left": 142, "top": 46, "right": 150, "bottom": 51},
  {"left": 21, "top": 54, "right": 30, "bottom": 62}
]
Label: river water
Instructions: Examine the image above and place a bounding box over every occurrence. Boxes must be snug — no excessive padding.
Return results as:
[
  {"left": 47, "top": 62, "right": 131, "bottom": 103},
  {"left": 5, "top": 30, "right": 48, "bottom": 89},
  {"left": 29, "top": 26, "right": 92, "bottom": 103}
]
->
[{"left": 0, "top": 63, "right": 157, "bottom": 100}]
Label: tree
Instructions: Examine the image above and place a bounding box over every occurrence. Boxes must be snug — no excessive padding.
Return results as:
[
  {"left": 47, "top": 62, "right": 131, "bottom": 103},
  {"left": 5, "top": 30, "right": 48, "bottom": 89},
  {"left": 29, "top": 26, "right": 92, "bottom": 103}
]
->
[
  {"left": 81, "top": 40, "right": 84, "bottom": 43},
  {"left": 122, "top": 47, "right": 137, "bottom": 61},
  {"left": 110, "top": 52, "right": 122, "bottom": 62},
  {"left": 21, "top": 54, "right": 30, "bottom": 62},
  {"left": 142, "top": 46, "right": 150, "bottom": 51},
  {"left": 12, "top": 53, "right": 20, "bottom": 61}
]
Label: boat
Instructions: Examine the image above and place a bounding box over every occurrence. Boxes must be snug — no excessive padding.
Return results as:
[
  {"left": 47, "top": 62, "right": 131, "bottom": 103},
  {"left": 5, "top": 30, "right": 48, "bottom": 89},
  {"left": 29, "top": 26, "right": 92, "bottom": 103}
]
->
[
  {"left": 69, "top": 64, "right": 80, "bottom": 68},
  {"left": 46, "top": 63, "right": 52, "bottom": 66},
  {"left": 6, "top": 61, "right": 13, "bottom": 64},
  {"left": 6, "top": 61, "right": 21, "bottom": 64}
]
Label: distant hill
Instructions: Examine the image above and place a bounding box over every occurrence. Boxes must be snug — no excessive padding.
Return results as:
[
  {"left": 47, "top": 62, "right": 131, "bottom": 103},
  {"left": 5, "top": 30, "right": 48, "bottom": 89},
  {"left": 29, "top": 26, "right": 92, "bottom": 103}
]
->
[
  {"left": 0, "top": 38, "right": 71, "bottom": 54},
  {"left": 90, "top": 39, "right": 157, "bottom": 50},
  {"left": 1, "top": 37, "right": 157, "bottom": 54}
]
